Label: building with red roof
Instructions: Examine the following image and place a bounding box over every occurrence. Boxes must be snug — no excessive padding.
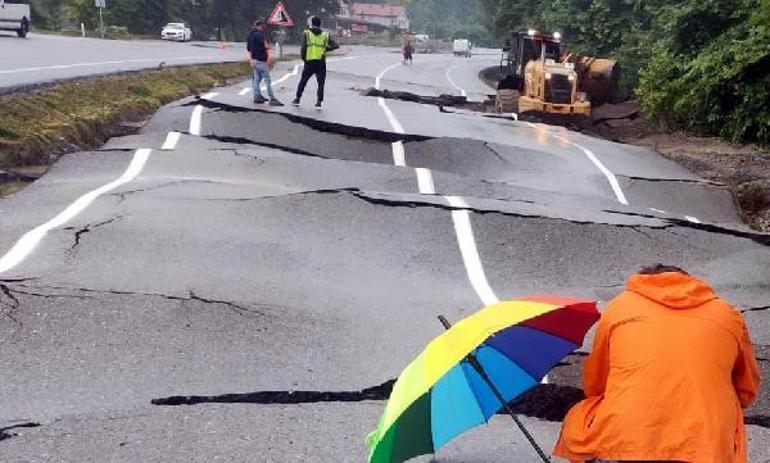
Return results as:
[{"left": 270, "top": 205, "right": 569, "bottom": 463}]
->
[{"left": 337, "top": 2, "right": 410, "bottom": 32}]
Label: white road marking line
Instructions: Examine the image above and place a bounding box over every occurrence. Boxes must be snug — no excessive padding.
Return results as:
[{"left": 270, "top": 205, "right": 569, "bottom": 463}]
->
[
  {"left": 189, "top": 92, "right": 218, "bottom": 136},
  {"left": 161, "top": 131, "right": 181, "bottom": 150},
  {"left": 189, "top": 105, "right": 204, "bottom": 136},
  {"left": 0, "top": 149, "right": 152, "bottom": 274},
  {"left": 685, "top": 215, "right": 702, "bottom": 224},
  {"left": 240, "top": 63, "right": 301, "bottom": 97},
  {"left": 444, "top": 196, "right": 501, "bottom": 307},
  {"left": 379, "top": 99, "right": 405, "bottom": 134},
  {"left": 649, "top": 207, "right": 667, "bottom": 214},
  {"left": 274, "top": 63, "right": 301, "bottom": 84},
  {"left": 391, "top": 141, "right": 406, "bottom": 166},
  {"left": 445, "top": 65, "right": 467, "bottom": 97},
  {"left": 0, "top": 57, "right": 211, "bottom": 75},
  {"left": 415, "top": 168, "right": 435, "bottom": 194},
  {"left": 376, "top": 63, "right": 406, "bottom": 134},
  {"left": 375, "top": 62, "right": 401, "bottom": 90},
  {"left": 529, "top": 122, "right": 628, "bottom": 206},
  {"left": 375, "top": 62, "right": 500, "bottom": 310}
]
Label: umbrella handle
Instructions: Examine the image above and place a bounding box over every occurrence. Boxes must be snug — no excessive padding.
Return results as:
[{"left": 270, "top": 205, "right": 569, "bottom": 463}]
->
[{"left": 437, "top": 315, "right": 552, "bottom": 463}]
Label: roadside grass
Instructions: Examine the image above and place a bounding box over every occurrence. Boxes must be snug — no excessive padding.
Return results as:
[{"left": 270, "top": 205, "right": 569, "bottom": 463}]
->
[{"left": 0, "top": 61, "right": 256, "bottom": 169}]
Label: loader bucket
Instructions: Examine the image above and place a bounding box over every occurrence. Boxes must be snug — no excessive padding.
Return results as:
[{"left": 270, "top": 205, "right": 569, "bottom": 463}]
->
[{"left": 577, "top": 58, "right": 621, "bottom": 105}]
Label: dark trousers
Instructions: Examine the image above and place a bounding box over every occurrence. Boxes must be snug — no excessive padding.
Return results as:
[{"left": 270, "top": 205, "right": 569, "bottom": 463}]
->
[{"left": 296, "top": 60, "right": 326, "bottom": 102}]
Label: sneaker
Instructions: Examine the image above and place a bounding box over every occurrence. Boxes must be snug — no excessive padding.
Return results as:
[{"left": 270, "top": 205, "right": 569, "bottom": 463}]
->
[
  {"left": 291, "top": 98, "right": 300, "bottom": 106},
  {"left": 253, "top": 95, "right": 267, "bottom": 104},
  {"left": 314, "top": 101, "right": 322, "bottom": 109},
  {"left": 269, "top": 98, "right": 284, "bottom": 107}
]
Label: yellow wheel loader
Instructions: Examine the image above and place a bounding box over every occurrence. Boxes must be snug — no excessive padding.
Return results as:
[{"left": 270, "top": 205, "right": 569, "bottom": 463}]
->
[{"left": 496, "top": 30, "right": 620, "bottom": 121}]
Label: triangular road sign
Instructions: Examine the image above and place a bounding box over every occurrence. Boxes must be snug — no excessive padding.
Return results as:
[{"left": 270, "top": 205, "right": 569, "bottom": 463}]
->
[{"left": 267, "top": 2, "right": 295, "bottom": 27}]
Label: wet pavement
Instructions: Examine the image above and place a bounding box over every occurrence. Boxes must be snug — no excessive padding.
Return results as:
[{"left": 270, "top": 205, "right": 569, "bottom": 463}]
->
[{"left": 0, "top": 47, "right": 768, "bottom": 462}]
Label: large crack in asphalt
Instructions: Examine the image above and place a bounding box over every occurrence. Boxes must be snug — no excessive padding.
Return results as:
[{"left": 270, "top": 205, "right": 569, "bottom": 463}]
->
[
  {"left": 742, "top": 305, "right": 770, "bottom": 313},
  {"left": 3, "top": 283, "right": 273, "bottom": 319},
  {"left": 0, "top": 422, "right": 41, "bottom": 442},
  {"left": 64, "top": 216, "right": 122, "bottom": 251},
  {"left": 149, "top": 379, "right": 584, "bottom": 422},
  {"left": 186, "top": 186, "right": 768, "bottom": 246},
  {"left": 189, "top": 98, "right": 430, "bottom": 143},
  {"left": 602, "top": 209, "right": 770, "bottom": 247},
  {"left": 360, "top": 88, "right": 488, "bottom": 112},
  {"left": 0, "top": 282, "right": 21, "bottom": 327},
  {"left": 148, "top": 380, "right": 770, "bottom": 427},
  {"left": 619, "top": 174, "right": 726, "bottom": 187}
]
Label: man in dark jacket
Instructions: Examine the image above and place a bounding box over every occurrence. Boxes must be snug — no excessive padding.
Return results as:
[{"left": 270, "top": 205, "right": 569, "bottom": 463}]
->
[
  {"left": 247, "top": 20, "right": 283, "bottom": 106},
  {"left": 292, "top": 16, "right": 339, "bottom": 109}
]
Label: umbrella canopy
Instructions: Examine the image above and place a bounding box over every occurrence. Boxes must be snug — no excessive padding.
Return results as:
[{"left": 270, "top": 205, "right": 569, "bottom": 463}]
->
[{"left": 366, "top": 295, "right": 599, "bottom": 463}]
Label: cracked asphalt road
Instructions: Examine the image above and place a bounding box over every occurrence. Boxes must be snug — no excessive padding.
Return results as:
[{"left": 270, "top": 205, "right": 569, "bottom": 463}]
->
[{"left": 0, "top": 48, "right": 768, "bottom": 462}]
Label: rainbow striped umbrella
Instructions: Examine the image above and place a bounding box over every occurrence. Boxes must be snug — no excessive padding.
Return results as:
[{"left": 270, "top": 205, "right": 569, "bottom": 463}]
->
[{"left": 365, "top": 296, "right": 599, "bottom": 463}]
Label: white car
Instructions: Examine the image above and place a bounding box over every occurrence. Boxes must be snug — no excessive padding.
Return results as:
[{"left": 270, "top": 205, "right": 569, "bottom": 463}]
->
[
  {"left": 0, "top": 0, "right": 31, "bottom": 38},
  {"left": 161, "top": 23, "right": 192, "bottom": 42}
]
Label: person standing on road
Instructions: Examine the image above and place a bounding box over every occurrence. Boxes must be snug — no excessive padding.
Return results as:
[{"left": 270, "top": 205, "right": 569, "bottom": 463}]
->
[
  {"left": 402, "top": 39, "right": 414, "bottom": 65},
  {"left": 554, "top": 264, "right": 761, "bottom": 463},
  {"left": 247, "top": 19, "right": 283, "bottom": 106},
  {"left": 292, "top": 16, "right": 339, "bottom": 109}
]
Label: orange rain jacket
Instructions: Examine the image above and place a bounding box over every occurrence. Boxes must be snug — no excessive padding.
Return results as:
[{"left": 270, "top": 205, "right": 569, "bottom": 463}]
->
[{"left": 554, "top": 272, "right": 761, "bottom": 463}]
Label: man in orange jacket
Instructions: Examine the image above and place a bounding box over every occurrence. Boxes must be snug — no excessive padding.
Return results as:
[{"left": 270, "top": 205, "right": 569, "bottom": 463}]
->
[{"left": 554, "top": 264, "right": 761, "bottom": 463}]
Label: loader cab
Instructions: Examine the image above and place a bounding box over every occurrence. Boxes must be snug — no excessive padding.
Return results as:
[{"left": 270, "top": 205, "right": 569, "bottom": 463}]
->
[
  {"left": 0, "top": 0, "right": 31, "bottom": 38},
  {"left": 504, "top": 30, "right": 562, "bottom": 81}
]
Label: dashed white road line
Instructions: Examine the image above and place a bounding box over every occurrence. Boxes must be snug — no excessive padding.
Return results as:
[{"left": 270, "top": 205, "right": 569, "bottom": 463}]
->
[
  {"left": 445, "top": 65, "right": 467, "bottom": 97},
  {"left": 375, "top": 62, "right": 501, "bottom": 309},
  {"left": 0, "top": 149, "right": 152, "bottom": 274},
  {"left": 685, "top": 215, "right": 702, "bottom": 224},
  {"left": 444, "top": 196, "right": 500, "bottom": 306},
  {"left": 161, "top": 131, "right": 181, "bottom": 150},
  {"left": 391, "top": 141, "right": 406, "bottom": 166},
  {"left": 189, "top": 92, "right": 218, "bottom": 136},
  {"left": 415, "top": 168, "right": 436, "bottom": 195},
  {"left": 189, "top": 105, "right": 204, "bottom": 136}
]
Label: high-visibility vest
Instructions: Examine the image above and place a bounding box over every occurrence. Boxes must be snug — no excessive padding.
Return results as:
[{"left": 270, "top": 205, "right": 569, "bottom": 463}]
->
[{"left": 305, "top": 30, "right": 329, "bottom": 61}]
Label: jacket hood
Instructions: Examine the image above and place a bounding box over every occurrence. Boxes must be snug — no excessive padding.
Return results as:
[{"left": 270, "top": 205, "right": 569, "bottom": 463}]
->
[
  {"left": 309, "top": 27, "right": 323, "bottom": 34},
  {"left": 626, "top": 272, "right": 718, "bottom": 310}
]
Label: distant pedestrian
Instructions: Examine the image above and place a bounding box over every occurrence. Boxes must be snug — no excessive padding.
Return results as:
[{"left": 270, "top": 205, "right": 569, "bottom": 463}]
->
[
  {"left": 292, "top": 16, "right": 339, "bottom": 109},
  {"left": 247, "top": 19, "right": 283, "bottom": 106},
  {"left": 402, "top": 40, "right": 414, "bottom": 65},
  {"left": 554, "top": 264, "right": 761, "bottom": 463}
]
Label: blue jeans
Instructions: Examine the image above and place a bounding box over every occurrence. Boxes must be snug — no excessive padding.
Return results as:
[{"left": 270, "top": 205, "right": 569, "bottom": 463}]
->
[{"left": 252, "top": 61, "right": 274, "bottom": 100}]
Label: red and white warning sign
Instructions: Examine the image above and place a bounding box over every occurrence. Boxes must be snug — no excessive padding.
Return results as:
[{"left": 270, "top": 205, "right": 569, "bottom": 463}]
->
[{"left": 267, "top": 1, "right": 294, "bottom": 27}]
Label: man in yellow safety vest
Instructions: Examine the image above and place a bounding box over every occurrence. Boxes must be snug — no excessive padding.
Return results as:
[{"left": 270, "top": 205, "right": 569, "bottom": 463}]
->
[{"left": 292, "top": 16, "right": 339, "bottom": 109}]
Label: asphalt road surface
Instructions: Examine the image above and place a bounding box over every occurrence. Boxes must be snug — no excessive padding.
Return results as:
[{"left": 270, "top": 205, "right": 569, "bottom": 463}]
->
[
  {"left": 0, "top": 46, "right": 768, "bottom": 462},
  {"left": 0, "top": 33, "right": 250, "bottom": 92}
]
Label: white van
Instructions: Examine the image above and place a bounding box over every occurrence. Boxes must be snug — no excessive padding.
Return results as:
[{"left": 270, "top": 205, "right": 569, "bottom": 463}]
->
[
  {"left": 453, "top": 39, "right": 471, "bottom": 58},
  {"left": 0, "top": 0, "right": 31, "bottom": 38}
]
